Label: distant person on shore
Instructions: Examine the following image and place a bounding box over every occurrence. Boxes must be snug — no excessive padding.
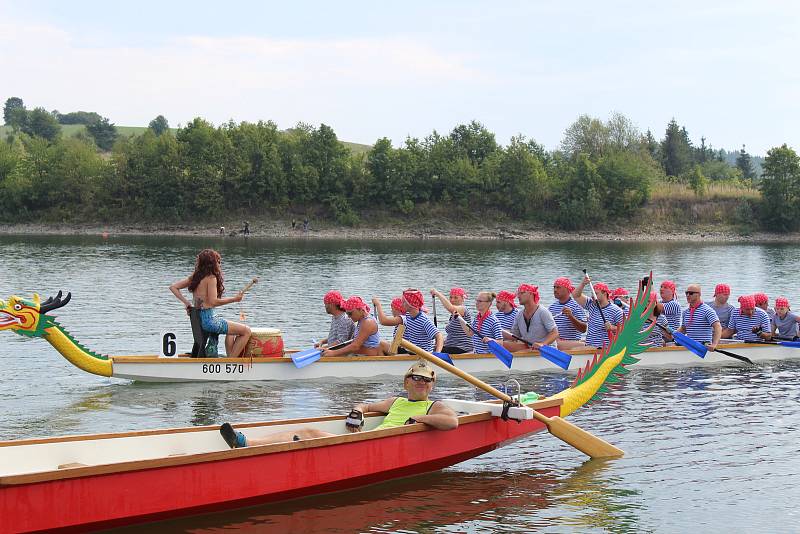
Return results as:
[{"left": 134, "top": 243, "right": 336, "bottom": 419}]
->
[
  {"left": 219, "top": 226, "right": 225, "bottom": 236},
  {"left": 242, "top": 221, "right": 250, "bottom": 235},
  {"left": 303, "top": 217, "right": 309, "bottom": 232},
  {"left": 373, "top": 289, "right": 443, "bottom": 354},
  {"left": 754, "top": 292, "right": 775, "bottom": 323},
  {"left": 322, "top": 296, "right": 384, "bottom": 356},
  {"left": 549, "top": 277, "right": 588, "bottom": 351},
  {"left": 291, "top": 219, "right": 296, "bottom": 230},
  {"left": 169, "top": 249, "right": 252, "bottom": 357},
  {"left": 711, "top": 284, "right": 735, "bottom": 328},
  {"left": 660, "top": 280, "right": 682, "bottom": 332},
  {"left": 315, "top": 291, "right": 355, "bottom": 348},
  {"left": 431, "top": 287, "right": 473, "bottom": 354},
  {"left": 723, "top": 295, "right": 772, "bottom": 342},
  {"left": 457, "top": 291, "right": 503, "bottom": 354},
  {"left": 771, "top": 297, "right": 800, "bottom": 340},
  {"left": 676, "top": 284, "right": 721, "bottom": 352},
  {"left": 502, "top": 284, "right": 558, "bottom": 351},
  {"left": 572, "top": 276, "right": 624, "bottom": 349},
  {"left": 495, "top": 291, "right": 519, "bottom": 331}
]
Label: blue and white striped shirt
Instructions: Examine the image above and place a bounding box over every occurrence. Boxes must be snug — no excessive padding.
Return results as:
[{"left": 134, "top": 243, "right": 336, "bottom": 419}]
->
[
  {"left": 444, "top": 310, "right": 473, "bottom": 352},
  {"left": 549, "top": 297, "right": 587, "bottom": 341},
  {"left": 727, "top": 308, "right": 771, "bottom": 342},
  {"left": 711, "top": 303, "right": 735, "bottom": 327},
  {"left": 584, "top": 299, "right": 624, "bottom": 348},
  {"left": 662, "top": 299, "right": 682, "bottom": 331},
  {"left": 402, "top": 312, "right": 439, "bottom": 351},
  {"left": 643, "top": 315, "right": 669, "bottom": 347},
  {"left": 471, "top": 312, "right": 503, "bottom": 354},
  {"left": 496, "top": 309, "right": 518, "bottom": 331},
  {"left": 681, "top": 303, "right": 719, "bottom": 343}
]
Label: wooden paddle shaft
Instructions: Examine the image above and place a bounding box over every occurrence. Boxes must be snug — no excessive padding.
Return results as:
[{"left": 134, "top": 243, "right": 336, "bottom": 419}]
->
[
  {"left": 399, "top": 339, "right": 512, "bottom": 403},
  {"left": 241, "top": 277, "right": 259, "bottom": 294}
]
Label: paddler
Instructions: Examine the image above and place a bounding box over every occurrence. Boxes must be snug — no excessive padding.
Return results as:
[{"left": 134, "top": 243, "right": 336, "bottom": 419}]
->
[
  {"left": 169, "top": 248, "right": 251, "bottom": 357},
  {"left": 754, "top": 292, "right": 776, "bottom": 324},
  {"left": 710, "top": 283, "right": 735, "bottom": 327},
  {"left": 659, "top": 280, "right": 683, "bottom": 332},
  {"left": 457, "top": 291, "right": 503, "bottom": 354},
  {"left": 642, "top": 293, "right": 669, "bottom": 347},
  {"left": 321, "top": 296, "right": 384, "bottom": 356},
  {"left": 501, "top": 284, "right": 558, "bottom": 351},
  {"left": 315, "top": 290, "right": 354, "bottom": 348},
  {"left": 722, "top": 295, "right": 772, "bottom": 342},
  {"left": 219, "top": 361, "right": 458, "bottom": 447},
  {"left": 772, "top": 297, "right": 800, "bottom": 340},
  {"left": 572, "top": 275, "right": 624, "bottom": 349},
  {"left": 373, "top": 289, "right": 443, "bottom": 353},
  {"left": 676, "top": 283, "right": 721, "bottom": 352},
  {"left": 548, "top": 277, "right": 588, "bottom": 350},
  {"left": 431, "top": 287, "right": 474, "bottom": 354},
  {"left": 495, "top": 290, "right": 519, "bottom": 331}
]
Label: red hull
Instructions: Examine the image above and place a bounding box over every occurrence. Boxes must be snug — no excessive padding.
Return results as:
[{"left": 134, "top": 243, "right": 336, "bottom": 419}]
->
[{"left": 0, "top": 406, "right": 557, "bottom": 533}]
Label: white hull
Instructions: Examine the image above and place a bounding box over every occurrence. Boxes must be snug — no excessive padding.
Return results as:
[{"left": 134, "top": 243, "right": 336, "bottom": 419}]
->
[{"left": 108, "top": 343, "right": 800, "bottom": 382}]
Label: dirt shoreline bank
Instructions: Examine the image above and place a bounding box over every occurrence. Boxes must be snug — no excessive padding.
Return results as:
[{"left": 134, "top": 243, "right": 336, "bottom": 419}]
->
[{"left": 3, "top": 221, "right": 799, "bottom": 242}]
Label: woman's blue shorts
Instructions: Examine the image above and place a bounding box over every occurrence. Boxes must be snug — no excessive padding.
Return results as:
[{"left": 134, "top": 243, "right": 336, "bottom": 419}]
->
[{"left": 199, "top": 308, "right": 228, "bottom": 335}]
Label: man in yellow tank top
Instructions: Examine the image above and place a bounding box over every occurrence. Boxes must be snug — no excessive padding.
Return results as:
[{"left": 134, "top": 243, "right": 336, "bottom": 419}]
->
[{"left": 220, "top": 362, "right": 458, "bottom": 448}]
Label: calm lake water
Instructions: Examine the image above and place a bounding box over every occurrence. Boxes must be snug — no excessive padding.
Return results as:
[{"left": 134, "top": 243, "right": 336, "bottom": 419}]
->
[{"left": 1, "top": 235, "right": 799, "bottom": 532}]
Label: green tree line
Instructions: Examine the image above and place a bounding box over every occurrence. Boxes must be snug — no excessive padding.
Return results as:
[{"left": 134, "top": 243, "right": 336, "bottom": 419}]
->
[{"left": 2, "top": 97, "right": 797, "bottom": 231}]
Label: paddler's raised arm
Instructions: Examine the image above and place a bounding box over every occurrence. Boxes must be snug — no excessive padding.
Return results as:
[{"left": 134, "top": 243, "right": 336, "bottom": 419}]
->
[
  {"left": 431, "top": 288, "right": 460, "bottom": 314},
  {"left": 372, "top": 297, "right": 402, "bottom": 326},
  {"left": 572, "top": 275, "right": 590, "bottom": 307}
]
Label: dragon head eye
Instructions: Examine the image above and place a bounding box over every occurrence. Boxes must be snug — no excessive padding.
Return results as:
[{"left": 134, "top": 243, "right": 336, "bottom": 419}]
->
[{"left": 13, "top": 304, "right": 22, "bottom": 311}]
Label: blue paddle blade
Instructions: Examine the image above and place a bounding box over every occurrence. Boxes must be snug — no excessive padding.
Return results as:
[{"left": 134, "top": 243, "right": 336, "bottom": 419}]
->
[
  {"left": 672, "top": 331, "right": 708, "bottom": 358},
  {"left": 432, "top": 351, "right": 454, "bottom": 365},
  {"left": 291, "top": 347, "right": 323, "bottom": 369},
  {"left": 538, "top": 345, "right": 572, "bottom": 370},
  {"left": 779, "top": 341, "right": 800, "bottom": 348},
  {"left": 487, "top": 340, "right": 513, "bottom": 368}
]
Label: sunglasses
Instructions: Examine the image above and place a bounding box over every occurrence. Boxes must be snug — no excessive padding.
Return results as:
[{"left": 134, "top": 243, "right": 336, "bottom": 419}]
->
[
  {"left": 408, "top": 374, "right": 433, "bottom": 383},
  {"left": 685, "top": 291, "right": 699, "bottom": 295}
]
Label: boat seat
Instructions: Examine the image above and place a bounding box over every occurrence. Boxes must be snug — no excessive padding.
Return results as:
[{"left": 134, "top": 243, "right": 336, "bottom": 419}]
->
[{"left": 189, "top": 307, "right": 210, "bottom": 358}]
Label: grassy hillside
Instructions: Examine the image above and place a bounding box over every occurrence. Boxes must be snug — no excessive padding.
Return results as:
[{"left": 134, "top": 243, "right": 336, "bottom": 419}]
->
[{"left": 0, "top": 124, "right": 373, "bottom": 154}]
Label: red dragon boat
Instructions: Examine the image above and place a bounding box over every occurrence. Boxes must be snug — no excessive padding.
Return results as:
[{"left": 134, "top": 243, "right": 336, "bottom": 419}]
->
[{"left": 0, "top": 277, "right": 659, "bottom": 533}]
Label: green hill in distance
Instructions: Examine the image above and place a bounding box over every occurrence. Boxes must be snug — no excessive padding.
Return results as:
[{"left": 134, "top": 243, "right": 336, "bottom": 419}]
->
[{"left": 0, "top": 124, "right": 373, "bottom": 154}]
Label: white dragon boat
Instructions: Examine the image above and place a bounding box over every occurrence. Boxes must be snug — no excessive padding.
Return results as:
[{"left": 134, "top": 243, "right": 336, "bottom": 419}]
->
[{"left": 2, "top": 291, "right": 798, "bottom": 383}]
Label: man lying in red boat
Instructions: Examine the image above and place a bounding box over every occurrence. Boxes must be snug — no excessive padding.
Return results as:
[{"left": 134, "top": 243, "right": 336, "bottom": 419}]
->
[{"left": 219, "top": 361, "right": 458, "bottom": 448}]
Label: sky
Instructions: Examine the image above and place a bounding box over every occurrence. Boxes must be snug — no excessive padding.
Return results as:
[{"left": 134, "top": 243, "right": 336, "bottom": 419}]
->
[{"left": 1, "top": 1, "right": 798, "bottom": 155}]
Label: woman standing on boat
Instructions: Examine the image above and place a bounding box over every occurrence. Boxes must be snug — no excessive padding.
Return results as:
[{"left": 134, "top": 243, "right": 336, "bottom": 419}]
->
[
  {"left": 431, "top": 287, "right": 473, "bottom": 354},
  {"left": 457, "top": 291, "right": 502, "bottom": 354},
  {"left": 322, "top": 296, "right": 384, "bottom": 357},
  {"left": 169, "top": 249, "right": 252, "bottom": 358}
]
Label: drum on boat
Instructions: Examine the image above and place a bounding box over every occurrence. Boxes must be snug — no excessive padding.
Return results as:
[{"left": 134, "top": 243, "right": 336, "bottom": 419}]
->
[{"left": 244, "top": 328, "right": 284, "bottom": 357}]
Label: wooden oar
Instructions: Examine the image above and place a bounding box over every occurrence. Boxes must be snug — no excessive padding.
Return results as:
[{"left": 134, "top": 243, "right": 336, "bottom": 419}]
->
[
  {"left": 399, "top": 339, "right": 624, "bottom": 459},
  {"left": 582, "top": 269, "right": 612, "bottom": 343},
  {"left": 503, "top": 329, "right": 572, "bottom": 370}
]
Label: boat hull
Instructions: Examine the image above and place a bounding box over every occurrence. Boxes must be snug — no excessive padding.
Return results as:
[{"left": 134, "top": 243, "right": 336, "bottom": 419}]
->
[
  {"left": 107, "top": 343, "right": 799, "bottom": 382},
  {"left": 0, "top": 403, "right": 559, "bottom": 533}
]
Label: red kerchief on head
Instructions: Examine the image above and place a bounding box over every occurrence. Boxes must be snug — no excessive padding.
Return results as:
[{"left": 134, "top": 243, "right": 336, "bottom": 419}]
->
[
  {"left": 390, "top": 297, "right": 405, "bottom": 314},
  {"left": 754, "top": 292, "right": 769, "bottom": 306},
  {"left": 402, "top": 289, "right": 427, "bottom": 311},
  {"left": 593, "top": 282, "right": 611, "bottom": 296},
  {"left": 497, "top": 290, "right": 517, "bottom": 308},
  {"left": 611, "top": 287, "right": 628, "bottom": 299},
  {"left": 554, "top": 277, "right": 574, "bottom": 291},
  {"left": 661, "top": 280, "right": 677, "bottom": 292},
  {"left": 450, "top": 287, "right": 467, "bottom": 299},
  {"left": 775, "top": 297, "right": 789, "bottom": 309},
  {"left": 738, "top": 295, "right": 755, "bottom": 310},
  {"left": 517, "top": 284, "right": 539, "bottom": 303},
  {"left": 714, "top": 283, "right": 731, "bottom": 296},
  {"left": 343, "top": 296, "right": 370, "bottom": 315},
  {"left": 323, "top": 290, "right": 344, "bottom": 307}
]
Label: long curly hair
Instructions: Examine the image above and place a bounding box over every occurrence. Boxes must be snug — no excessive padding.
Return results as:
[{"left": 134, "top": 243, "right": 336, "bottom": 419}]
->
[{"left": 188, "top": 249, "right": 225, "bottom": 297}]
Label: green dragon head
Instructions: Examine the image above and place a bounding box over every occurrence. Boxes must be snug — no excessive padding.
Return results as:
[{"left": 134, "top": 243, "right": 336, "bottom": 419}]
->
[{"left": 0, "top": 291, "right": 71, "bottom": 338}]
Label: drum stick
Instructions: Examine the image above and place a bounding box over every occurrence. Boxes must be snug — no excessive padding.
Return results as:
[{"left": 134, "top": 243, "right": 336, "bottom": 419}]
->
[{"left": 241, "top": 277, "right": 259, "bottom": 294}]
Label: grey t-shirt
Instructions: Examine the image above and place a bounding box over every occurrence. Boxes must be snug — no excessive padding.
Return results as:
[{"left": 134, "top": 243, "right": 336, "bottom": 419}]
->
[
  {"left": 328, "top": 312, "right": 355, "bottom": 345},
  {"left": 511, "top": 306, "right": 557, "bottom": 347},
  {"left": 772, "top": 311, "right": 799, "bottom": 339},
  {"left": 711, "top": 303, "right": 735, "bottom": 328}
]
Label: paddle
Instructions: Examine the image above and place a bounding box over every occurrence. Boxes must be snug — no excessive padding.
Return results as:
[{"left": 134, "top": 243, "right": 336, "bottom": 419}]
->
[
  {"left": 656, "top": 324, "right": 754, "bottom": 364},
  {"left": 399, "top": 339, "right": 624, "bottom": 458},
  {"left": 582, "top": 269, "right": 611, "bottom": 343},
  {"left": 291, "top": 338, "right": 354, "bottom": 369},
  {"left": 432, "top": 295, "right": 438, "bottom": 327},
  {"left": 432, "top": 351, "right": 454, "bottom": 365},
  {"left": 458, "top": 315, "right": 513, "bottom": 368},
  {"left": 503, "top": 329, "right": 572, "bottom": 370}
]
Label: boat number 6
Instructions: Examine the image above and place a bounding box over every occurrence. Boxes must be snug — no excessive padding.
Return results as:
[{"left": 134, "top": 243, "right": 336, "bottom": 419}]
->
[{"left": 162, "top": 332, "right": 177, "bottom": 357}]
